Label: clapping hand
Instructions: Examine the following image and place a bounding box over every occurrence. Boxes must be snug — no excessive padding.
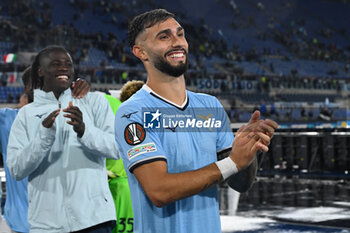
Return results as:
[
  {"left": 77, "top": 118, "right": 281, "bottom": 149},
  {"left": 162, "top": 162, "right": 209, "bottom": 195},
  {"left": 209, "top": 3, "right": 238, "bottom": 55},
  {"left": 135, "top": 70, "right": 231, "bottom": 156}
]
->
[
  {"left": 230, "top": 111, "right": 278, "bottom": 170},
  {"left": 63, "top": 101, "right": 85, "bottom": 138}
]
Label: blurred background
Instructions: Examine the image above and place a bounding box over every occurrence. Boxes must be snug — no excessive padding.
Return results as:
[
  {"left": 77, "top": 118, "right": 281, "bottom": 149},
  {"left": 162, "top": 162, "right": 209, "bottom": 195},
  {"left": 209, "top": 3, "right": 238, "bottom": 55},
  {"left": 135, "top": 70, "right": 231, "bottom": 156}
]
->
[{"left": 1, "top": 0, "right": 350, "bottom": 232}]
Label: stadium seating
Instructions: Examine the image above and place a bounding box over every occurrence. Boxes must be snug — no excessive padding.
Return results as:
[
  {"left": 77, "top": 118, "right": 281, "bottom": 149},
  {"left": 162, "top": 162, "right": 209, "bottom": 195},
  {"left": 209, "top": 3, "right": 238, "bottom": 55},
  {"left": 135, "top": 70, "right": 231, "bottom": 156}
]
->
[{"left": 0, "top": 0, "right": 349, "bottom": 126}]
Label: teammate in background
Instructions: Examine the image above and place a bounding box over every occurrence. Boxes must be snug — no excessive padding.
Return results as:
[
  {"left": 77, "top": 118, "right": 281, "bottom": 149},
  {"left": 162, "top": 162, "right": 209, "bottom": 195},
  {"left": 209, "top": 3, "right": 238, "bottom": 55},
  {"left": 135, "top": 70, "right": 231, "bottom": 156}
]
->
[
  {"left": 119, "top": 80, "right": 145, "bottom": 102},
  {"left": 115, "top": 9, "right": 278, "bottom": 233},
  {"left": 0, "top": 67, "right": 31, "bottom": 233},
  {"left": 0, "top": 66, "right": 89, "bottom": 233},
  {"left": 106, "top": 80, "right": 144, "bottom": 233},
  {"left": 7, "top": 46, "right": 119, "bottom": 232}
]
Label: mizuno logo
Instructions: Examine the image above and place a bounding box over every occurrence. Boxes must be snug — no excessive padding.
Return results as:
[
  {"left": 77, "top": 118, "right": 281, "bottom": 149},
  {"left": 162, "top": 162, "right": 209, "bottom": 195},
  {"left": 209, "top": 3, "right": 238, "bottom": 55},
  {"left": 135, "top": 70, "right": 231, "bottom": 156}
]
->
[
  {"left": 165, "top": 123, "right": 178, "bottom": 132},
  {"left": 35, "top": 113, "right": 46, "bottom": 118},
  {"left": 122, "top": 111, "right": 138, "bottom": 119}
]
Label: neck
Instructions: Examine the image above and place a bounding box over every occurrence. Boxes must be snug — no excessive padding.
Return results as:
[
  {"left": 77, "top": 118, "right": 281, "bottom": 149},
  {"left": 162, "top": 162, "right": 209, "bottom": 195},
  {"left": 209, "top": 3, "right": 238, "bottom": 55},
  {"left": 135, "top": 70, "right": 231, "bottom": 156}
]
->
[
  {"left": 146, "top": 69, "right": 186, "bottom": 106},
  {"left": 42, "top": 87, "right": 62, "bottom": 100},
  {"left": 53, "top": 91, "right": 61, "bottom": 100}
]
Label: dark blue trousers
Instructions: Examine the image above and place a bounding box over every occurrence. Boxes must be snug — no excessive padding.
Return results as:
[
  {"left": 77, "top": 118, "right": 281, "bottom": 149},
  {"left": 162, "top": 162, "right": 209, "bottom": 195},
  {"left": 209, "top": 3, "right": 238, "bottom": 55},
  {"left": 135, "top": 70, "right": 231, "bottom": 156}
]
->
[{"left": 72, "top": 221, "right": 116, "bottom": 233}]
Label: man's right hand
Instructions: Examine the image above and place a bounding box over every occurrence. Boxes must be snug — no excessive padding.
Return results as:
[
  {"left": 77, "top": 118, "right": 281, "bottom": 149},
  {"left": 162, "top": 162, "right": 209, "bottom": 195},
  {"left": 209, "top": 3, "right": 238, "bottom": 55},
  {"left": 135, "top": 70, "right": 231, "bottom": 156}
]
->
[
  {"left": 42, "top": 108, "right": 60, "bottom": 128},
  {"left": 71, "top": 78, "right": 90, "bottom": 98}
]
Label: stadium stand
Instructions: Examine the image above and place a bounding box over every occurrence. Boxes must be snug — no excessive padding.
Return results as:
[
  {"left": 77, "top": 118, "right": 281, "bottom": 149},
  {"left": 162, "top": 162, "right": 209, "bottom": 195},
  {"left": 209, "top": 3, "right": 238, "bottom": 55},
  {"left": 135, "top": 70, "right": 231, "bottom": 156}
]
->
[{"left": 0, "top": 0, "right": 349, "bottom": 123}]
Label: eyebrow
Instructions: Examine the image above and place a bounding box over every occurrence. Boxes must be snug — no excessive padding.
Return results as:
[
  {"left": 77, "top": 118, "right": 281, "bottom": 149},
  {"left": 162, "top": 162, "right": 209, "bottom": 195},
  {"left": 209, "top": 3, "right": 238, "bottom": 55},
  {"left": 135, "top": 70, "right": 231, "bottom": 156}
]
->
[
  {"left": 155, "top": 27, "right": 184, "bottom": 38},
  {"left": 51, "top": 58, "right": 72, "bottom": 63}
]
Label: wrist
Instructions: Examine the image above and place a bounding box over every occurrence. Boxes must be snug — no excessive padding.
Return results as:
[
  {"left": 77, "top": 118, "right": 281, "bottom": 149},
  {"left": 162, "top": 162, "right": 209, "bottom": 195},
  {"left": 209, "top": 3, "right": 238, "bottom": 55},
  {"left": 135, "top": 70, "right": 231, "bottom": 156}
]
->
[
  {"left": 77, "top": 123, "right": 85, "bottom": 138},
  {"left": 215, "top": 157, "right": 238, "bottom": 180}
]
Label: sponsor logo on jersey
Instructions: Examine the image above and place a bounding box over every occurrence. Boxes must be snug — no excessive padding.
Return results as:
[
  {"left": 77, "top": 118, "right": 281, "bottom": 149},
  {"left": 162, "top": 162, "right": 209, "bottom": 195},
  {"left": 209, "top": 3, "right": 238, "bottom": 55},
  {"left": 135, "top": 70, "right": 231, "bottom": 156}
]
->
[
  {"left": 143, "top": 109, "right": 161, "bottom": 129},
  {"left": 127, "top": 142, "right": 157, "bottom": 160},
  {"left": 124, "top": 122, "right": 146, "bottom": 145}
]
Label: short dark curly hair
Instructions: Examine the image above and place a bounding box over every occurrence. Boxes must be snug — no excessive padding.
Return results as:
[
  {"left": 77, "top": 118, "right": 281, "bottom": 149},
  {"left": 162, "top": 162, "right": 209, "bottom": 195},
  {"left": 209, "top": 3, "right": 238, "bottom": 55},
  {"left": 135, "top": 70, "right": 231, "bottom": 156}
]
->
[{"left": 128, "top": 9, "right": 175, "bottom": 48}]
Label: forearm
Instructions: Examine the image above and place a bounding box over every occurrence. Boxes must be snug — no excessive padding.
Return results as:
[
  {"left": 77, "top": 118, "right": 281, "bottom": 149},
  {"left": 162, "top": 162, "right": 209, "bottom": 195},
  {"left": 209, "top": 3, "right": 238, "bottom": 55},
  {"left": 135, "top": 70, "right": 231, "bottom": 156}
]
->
[
  {"left": 134, "top": 161, "right": 223, "bottom": 207},
  {"left": 78, "top": 93, "right": 119, "bottom": 159},
  {"left": 78, "top": 126, "right": 119, "bottom": 159},
  {"left": 7, "top": 124, "right": 55, "bottom": 180},
  {"left": 165, "top": 163, "right": 222, "bottom": 202},
  {"left": 217, "top": 147, "right": 258, "bottom": 193},
  {"left": 226, "top": 157, "right": 257, "bottom": 193}
]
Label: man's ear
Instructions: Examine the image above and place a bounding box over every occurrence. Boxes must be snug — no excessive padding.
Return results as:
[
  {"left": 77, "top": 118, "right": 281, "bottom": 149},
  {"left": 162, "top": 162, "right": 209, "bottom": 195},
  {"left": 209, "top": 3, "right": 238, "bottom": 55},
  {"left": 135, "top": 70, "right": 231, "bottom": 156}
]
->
[
  {"left": 133, "top": 45, "right": 148, "bottom": 61},
  {"left": 38, "top": 68, "right": 44, "bottom": 77}
]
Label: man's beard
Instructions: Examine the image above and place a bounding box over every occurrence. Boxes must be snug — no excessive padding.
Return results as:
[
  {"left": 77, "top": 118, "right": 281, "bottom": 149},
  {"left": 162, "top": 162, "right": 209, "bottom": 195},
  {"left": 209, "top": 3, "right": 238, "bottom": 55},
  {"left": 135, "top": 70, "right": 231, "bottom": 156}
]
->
[{"left": 153, "top": 53, "right": 188, "bottom": 77}]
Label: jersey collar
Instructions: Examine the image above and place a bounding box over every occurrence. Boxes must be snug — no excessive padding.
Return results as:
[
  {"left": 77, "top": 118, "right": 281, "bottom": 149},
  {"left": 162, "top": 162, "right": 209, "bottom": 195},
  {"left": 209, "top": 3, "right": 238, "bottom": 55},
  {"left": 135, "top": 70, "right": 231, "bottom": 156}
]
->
[{"left": 142, "top": 84, "right": 189, "bottom": 111}]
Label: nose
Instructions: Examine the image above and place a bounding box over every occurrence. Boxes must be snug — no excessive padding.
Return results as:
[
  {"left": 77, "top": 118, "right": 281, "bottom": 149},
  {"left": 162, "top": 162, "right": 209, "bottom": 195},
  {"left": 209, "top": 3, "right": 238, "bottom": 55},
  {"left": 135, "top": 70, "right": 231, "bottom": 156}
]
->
[
  {"left": 171, "top": 34, "right": 187, "bottom": 48},
  {"left": 57, "top": 63, "right": 70, "bottom": 72},
  {"left": 59, "top": 64, "right": 68, "bottom": 70}
]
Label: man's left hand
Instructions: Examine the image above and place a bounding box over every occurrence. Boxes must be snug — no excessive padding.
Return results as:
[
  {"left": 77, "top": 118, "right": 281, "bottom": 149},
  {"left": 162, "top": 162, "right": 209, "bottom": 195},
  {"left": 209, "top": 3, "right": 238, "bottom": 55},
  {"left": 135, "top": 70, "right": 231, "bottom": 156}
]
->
[{"left": 63, "top": 101, "right": 85, "bottom": 137}]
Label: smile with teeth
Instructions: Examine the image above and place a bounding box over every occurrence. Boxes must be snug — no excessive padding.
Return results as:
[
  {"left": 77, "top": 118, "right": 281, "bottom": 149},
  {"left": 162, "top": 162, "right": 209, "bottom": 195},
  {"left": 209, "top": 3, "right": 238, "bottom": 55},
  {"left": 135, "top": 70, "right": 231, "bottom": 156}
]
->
[
  {"left": 57, "top": 75, "right": 69, "bottom": 80},
  {"left": 168, "top": 51, "right": 185, "bottom": 59},
  {"left": 170, "top": 53, "right": 184, "bottom": 58}
]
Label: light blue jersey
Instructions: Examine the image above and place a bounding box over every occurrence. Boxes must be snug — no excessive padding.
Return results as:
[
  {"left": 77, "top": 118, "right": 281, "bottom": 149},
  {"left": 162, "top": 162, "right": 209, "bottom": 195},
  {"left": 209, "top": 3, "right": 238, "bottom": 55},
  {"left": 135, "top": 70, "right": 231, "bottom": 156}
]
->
[
  {"left": 0, "top": 108, "right": 29, "bottom": 233},
  {"left": 115, "top": 85, "right": 233, "bottom": 233}
]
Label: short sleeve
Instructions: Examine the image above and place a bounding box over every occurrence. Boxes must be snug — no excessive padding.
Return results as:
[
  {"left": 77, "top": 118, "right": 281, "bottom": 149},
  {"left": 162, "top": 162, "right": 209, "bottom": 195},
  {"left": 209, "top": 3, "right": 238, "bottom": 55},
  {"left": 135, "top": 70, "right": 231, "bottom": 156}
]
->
[{"left": 115, "top": 105, "right": 167, "bottom": 173}]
